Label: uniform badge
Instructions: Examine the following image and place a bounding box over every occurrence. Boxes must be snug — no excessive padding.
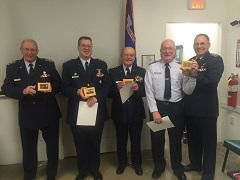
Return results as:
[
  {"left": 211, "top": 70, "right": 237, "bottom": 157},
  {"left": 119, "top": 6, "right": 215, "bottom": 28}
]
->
[
  {"left": 135, "top": 76, "right": 143, "bottom": 82},
  {"left": 198, "top": 66, "right": 207, "bottom": 72},
  {"left": 14, "top": 78, "right": 21, "bottom": 82},
  {"left": 96, "top": 69, "right": 104, "bottom": 77},
  {"left": 72, "top": 72, "right": 79, "bottom": 78},
  {"left": 40, "top": 71, "right": 50, "bottom": 78}
]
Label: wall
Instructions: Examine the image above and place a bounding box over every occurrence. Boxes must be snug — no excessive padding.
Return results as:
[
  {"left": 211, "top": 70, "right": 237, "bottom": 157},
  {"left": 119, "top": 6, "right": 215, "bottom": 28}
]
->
[{"left": 220, "top": 0, "right": 240, "bottom": 141}]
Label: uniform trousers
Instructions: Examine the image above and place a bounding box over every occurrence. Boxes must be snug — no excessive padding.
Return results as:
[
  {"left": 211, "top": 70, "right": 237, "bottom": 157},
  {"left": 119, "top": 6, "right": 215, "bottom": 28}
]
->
[
  {"left": 20, "top": 121, "right": 59, "bottom": 179},
  {"left": 150, "top": 100, "right": 185, "bottom": 174},
  {"left": 113, "top": 120, "right": 143, "bottom": 168},
  {"left": 186, "top": 116, "right": 217, "bottom": 178},
  {"left": 70, "top": 123, "right": 104, "bottom": 176}
]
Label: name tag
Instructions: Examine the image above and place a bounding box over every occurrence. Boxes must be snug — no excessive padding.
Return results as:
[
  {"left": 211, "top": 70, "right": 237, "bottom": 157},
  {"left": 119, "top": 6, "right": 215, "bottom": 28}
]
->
[
  {"left": 14, "top": 78, "right": 21, "bottom": 82},
  {"left": 153, "top": 71, "right": 162, "bottom": 74},
  {"left": 72, "top": 75, "right": 79, "bottom": 79}
]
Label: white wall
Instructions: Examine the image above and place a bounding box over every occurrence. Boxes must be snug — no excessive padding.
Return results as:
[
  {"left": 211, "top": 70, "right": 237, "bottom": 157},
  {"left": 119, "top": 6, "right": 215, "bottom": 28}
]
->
[
  {"left": 0, "top": 0, "right": 240, "bottom": 164},
  {"left": 220, "top": 0, "right": 240, "bottom": 141}
]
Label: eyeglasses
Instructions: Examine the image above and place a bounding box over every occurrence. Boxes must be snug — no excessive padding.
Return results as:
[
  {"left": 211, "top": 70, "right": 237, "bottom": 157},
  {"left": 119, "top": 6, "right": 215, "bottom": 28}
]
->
[
  {"left": 123, "top": 53, "right": 135, "bottom": 58},
  {"left": 161, "top": 47, "right": 175, "bottom": 51},
  {"left": 193, "top": 42, "right": 209, "bottom": 47},
  {"left": 22, "top": 48, "right": 38, "bottom": 52},
  {"left": 80, "top": 45, "right": 92, "bottom": 49}
]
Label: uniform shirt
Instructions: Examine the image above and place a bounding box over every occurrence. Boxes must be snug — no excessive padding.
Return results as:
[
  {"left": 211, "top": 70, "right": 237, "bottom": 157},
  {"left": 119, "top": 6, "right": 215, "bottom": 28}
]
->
[
  {"left": 24, "top": 59, "right": 36, "bottom": 74},
  {"left": 123, "top": 64, "right": 132, "bottom": 76},
  {"left": 80, "top": 57, "right": 90, "bottom": 71},
  {"left": 145, "top": 59, "right": 196, "bottom": 113},
  {"left": 184, "top": 52, "right": 224, "bottom": 117}
]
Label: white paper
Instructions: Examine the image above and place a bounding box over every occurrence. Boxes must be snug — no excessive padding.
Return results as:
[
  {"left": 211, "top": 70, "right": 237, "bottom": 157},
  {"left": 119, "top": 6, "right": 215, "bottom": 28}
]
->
[
  {"left": 76, "top": 101, "right": 98, "bottom": 126},
  {"left": 146, "top": 116, "right": 175, "bottom": 132},
  {"left": 119, "top": 83, "right": 134, "bottom": 103}
]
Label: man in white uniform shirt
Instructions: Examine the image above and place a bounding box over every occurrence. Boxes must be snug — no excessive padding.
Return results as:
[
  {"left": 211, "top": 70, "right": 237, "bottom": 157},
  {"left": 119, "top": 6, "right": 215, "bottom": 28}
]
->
[{"left": 145, "top": 39, "right": 198, "bottom": 180}]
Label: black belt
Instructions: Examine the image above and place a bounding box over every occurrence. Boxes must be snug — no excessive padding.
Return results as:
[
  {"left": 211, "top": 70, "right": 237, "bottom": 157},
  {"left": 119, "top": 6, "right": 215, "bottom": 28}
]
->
[{"left": 156, "top": 99, "right": 183, "bottom": 106}]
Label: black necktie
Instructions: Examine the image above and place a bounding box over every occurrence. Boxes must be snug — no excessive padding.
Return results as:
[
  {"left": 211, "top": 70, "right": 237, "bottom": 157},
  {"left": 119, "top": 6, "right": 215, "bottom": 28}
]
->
[
  {"left": 164, "top": 63, "right": 171, "bottom": 100},
  {"left": 126, "top": 67, "right": 131, "bottom": 78},
  {"left": 85, "top": 61, "right": 89, "bottom": 74},
  {"left": 29, "top": 63, "right": 34, "bottom": 75}
]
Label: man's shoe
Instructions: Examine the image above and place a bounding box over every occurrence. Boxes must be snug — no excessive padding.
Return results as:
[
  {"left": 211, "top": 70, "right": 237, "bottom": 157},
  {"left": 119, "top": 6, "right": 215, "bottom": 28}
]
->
[
  {"left": 47, "top": 177, "right": 55, "bottom": 180},
  {"left": 174, "top": 172, "right": 187, "bottom": 180},
  {"left": 75, "top": 174, "right": 86, "bottom": 180},
  {"left": 134, "top": 166, "right": 143, "bottom": 176},
  {"left": 152, "top": 169, "right": 164, "bottom": 179},
  {"left": 184, "top": 164, "right": 202, "bottom": 172},
  {"left": 93, "top": 171, "right": 103, "bottom": 180},
  {"left": 116, "top": 165, "right": 127, "bottom": 174},
  {"left": 201, "top": 174, "right": 214, "bottom": 180},
  {"left": 23, "top": 176, "right": 34, "bottom": 180}
]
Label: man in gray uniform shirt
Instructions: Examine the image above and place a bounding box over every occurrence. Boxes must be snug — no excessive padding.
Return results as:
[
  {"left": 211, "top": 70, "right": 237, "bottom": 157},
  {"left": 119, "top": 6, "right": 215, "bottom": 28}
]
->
[{"left": 145, "top": 39, "right": 198, "bottom": 180}]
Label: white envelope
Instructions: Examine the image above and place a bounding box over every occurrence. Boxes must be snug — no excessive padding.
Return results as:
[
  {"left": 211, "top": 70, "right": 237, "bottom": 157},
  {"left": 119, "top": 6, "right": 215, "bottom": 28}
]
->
[
  {"left": 146, "top": 116, "right": 175, "bottom": 132},
  {"left": 119, "top": 83, "right": 134, "bottom": 103},
  {"left": 76, "top": 101, "right": 98, "bottom": 126}
]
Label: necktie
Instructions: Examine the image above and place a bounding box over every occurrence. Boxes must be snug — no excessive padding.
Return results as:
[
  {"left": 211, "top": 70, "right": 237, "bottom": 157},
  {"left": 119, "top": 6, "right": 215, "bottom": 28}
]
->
[
  {"left": 85, "top": 61, "right": 89, "bottom": 74},
  {"left": 164, "top": 63, "right": 171, "bottom": 100},
  {"left": 29, "top": 63, "right": 34, "bottom": 75},
  {"left": 126, "top": 67, "right": 131, "bottom": 78}
]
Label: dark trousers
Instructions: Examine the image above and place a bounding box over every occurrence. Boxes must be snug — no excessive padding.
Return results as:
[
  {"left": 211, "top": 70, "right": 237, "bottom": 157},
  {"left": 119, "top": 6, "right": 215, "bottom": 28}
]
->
[
  {"left": 20, "top": 122, "right": 59, "bottom": 179},
  {"left": 113, "top": 120, "right": 143, "bottom": 168},
  {"left": 186, "top": 116, "right": 217, "bottom": 177},
  {"left": 151, "top": 100, "right": 185, "bottom": 174},
  {"left": 70, "top": 124, "right": 104, "bottom": 176}
]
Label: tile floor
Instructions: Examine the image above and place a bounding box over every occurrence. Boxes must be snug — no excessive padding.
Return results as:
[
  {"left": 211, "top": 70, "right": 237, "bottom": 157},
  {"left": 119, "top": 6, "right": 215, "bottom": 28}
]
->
[{"left": 0, "top": 143, "right": 239, "bottom": 180}]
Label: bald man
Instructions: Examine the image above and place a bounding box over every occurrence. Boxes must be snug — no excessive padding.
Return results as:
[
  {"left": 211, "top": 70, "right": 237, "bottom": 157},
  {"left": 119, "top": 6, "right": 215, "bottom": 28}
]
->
[
  {"left": 109, "top": 47, "right": 146, "bottom": 176},
  {"left": 2, "top": 39, "right": 61, "bottom": 180},
  {"left": 145, "top": 39, "right": 198, "bottom": 180}
]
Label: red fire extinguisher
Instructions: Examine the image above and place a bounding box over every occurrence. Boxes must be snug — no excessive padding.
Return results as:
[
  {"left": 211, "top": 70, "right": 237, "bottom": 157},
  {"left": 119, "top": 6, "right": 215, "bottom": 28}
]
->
[{"left": 228, "top": 74, "right": 238, "bottom": 107}]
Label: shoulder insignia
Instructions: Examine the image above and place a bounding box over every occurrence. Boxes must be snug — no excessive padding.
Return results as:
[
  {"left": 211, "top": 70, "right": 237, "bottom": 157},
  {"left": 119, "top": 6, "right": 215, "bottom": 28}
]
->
[{"left": 210, "top": 53, "right": 220, "bottom": 58}]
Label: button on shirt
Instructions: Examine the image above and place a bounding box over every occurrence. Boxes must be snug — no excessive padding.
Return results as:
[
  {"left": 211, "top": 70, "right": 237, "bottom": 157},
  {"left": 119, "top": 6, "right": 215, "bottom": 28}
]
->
[{"left": 144, "top": 60, "right": 196, "bottom": 113}]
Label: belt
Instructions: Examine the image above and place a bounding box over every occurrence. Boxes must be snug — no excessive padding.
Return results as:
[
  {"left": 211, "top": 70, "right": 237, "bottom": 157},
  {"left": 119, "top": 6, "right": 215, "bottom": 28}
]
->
[{"left": 156, "top": 99, "right": 183, "bottom": 106}]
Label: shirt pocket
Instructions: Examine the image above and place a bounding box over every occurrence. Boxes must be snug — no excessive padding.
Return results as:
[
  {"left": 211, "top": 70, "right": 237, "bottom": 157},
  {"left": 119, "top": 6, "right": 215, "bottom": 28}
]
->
[
  {"left": 152, "top": 74, "right": 164, "bottom": 90},
  {"left": 171, "top": 76, "right": 182, "bottom": 87}
]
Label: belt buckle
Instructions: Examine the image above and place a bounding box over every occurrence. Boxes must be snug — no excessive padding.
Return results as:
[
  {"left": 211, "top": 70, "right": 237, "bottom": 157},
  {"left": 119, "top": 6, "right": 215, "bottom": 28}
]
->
[{"left": 164, "top": 101, "right": 169, "bottom": 105}]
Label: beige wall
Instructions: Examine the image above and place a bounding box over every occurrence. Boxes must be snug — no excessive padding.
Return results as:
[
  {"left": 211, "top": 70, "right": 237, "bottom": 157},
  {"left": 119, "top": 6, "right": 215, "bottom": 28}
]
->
[{"left": 0, "top": 0, "right": 240, "bottom": 164}]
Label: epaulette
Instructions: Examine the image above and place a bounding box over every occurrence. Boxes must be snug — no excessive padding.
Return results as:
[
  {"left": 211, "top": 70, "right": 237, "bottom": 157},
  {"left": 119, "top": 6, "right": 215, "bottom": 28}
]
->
[
  {"left": 149, "top": 60, "right": 160, "bottom": 65},
  {"left": 39, "top": 58, "right": 54, "bottom": 63},
  {"left": 7, "top": 60, "right": 21, "bottom": 66},
  {"left": 210, "top": 53, "right": 220, "bottom": 58}
]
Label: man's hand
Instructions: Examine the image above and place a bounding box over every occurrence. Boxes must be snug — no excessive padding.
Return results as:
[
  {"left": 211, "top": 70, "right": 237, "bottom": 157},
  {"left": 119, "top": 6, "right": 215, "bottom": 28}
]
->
[
  {"left": 87, "top": 97, "right": 97, "bottom": 107},
  {"left": 190, "top": 60, "right": 199, "bottom": 78},
  {"left": 152, "top": 111, "right": 163, "bottom": 124},
  {"left": 23, "top": 85, "right": 36, "bottom": 96},
  {"left": 77, "top": 87, "right": 89, "bottom": 100},
  {"left": 117, "top": 81, "right": 125, "bottom": 90},
  {"left": 181, "top": 60, "right": 199, "bottom": 78},
  {"left": 132, "top": 82, "right": 139, "bottom": 91}
]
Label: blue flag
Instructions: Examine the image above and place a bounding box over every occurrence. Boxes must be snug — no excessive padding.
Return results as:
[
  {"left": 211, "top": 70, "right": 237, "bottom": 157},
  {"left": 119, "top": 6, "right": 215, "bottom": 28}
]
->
[{"left": 125, "top": 0, "right": 137, "bottom": 64}]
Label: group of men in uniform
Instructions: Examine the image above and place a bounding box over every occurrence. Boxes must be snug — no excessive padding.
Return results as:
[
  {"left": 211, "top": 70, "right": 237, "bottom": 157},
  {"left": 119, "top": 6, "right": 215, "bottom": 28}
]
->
[{"left": 1, "top": 34, "right": 223, "bottom": 180}]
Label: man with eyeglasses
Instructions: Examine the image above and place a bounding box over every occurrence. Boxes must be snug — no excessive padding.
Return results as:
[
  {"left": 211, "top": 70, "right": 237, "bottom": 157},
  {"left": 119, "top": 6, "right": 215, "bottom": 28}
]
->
[
  {"left": 2, "top": 39, "right": 61, "bottom": 180},
  {"left": 184, "top": 34, "right": 224, "bottom": 180},
  {"left": 62, "top": 36, "right": 109, "bottom": 180},
  {"left": 109, "top": 47, "right": 146, "bottom": 176},
  {"left": 145, "top": 39, "right": 198, "bottom": 180}
]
